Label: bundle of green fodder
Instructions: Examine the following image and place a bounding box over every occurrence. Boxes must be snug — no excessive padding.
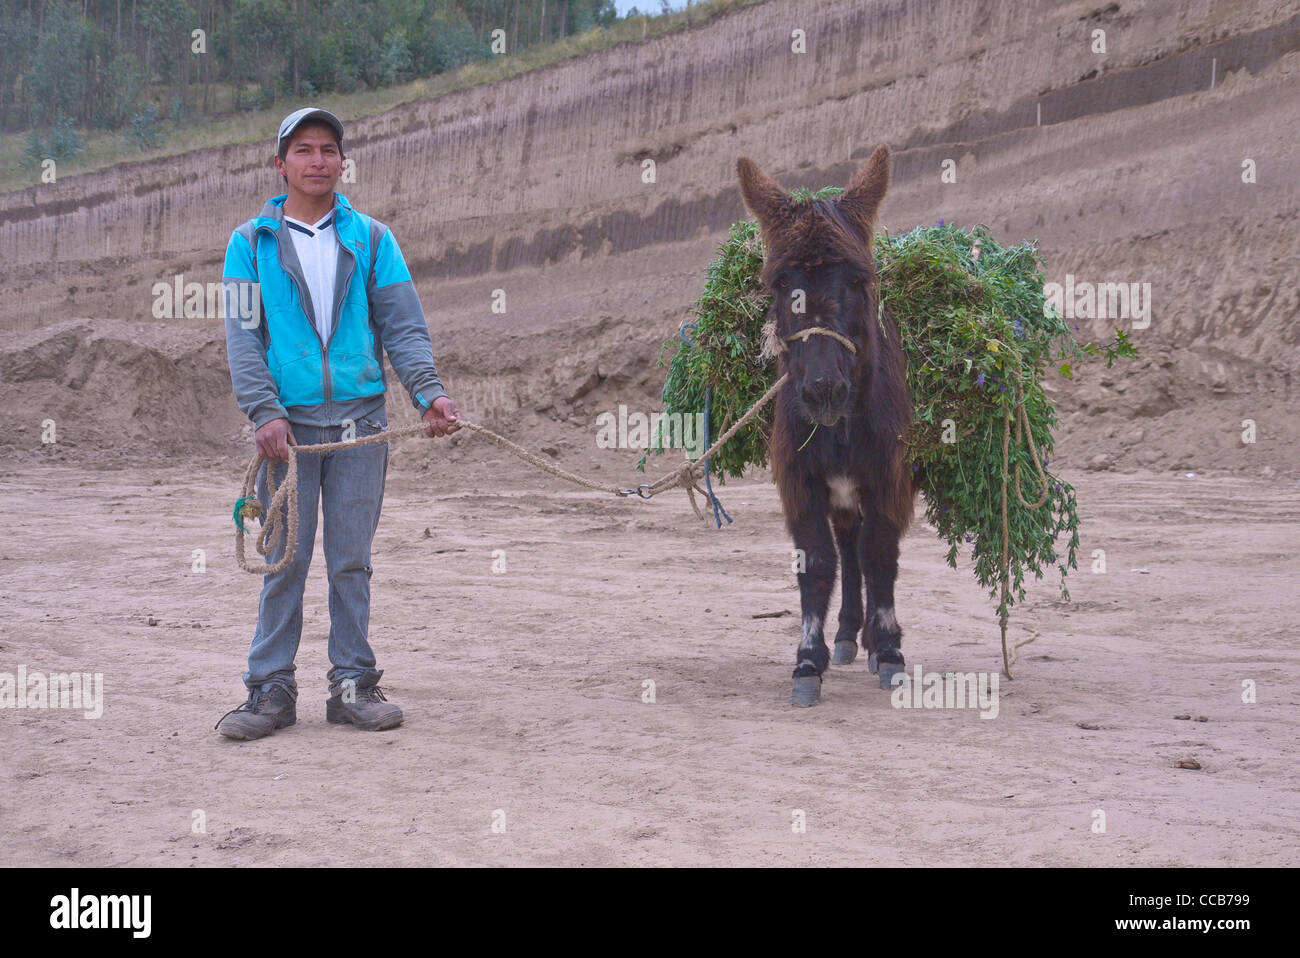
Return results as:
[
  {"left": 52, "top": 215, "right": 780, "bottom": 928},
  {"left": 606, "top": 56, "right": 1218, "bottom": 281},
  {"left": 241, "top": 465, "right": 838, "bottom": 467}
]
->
[{"left": 640, "top": 188, "right": 1136, "bottom": 622}]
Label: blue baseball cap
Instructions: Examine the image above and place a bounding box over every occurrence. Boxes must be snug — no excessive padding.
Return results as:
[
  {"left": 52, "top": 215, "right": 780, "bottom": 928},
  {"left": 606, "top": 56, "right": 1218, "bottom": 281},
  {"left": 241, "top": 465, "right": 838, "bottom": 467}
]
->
[{"left": 277, "top": 107, "right": 344, "bottom": 152}]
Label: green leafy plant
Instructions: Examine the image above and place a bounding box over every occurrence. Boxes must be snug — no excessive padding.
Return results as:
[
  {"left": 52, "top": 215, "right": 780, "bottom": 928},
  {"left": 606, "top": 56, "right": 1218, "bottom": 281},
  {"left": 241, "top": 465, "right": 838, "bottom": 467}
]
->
[
  {"left": 23, "top": 115, "right": 85, "bottom": 164},
  {"left": 643, "top": 198, "right": 1137, "bottom": 617},
  {"left": 128, "top": 104, "right": 166, "bottom": 151}
]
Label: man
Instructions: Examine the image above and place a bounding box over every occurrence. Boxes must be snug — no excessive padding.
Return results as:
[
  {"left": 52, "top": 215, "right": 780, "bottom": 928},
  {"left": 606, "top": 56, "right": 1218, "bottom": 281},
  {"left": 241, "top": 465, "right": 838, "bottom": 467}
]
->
[{"left": 217, "top": 107, "right": 459, "bottom": 740}]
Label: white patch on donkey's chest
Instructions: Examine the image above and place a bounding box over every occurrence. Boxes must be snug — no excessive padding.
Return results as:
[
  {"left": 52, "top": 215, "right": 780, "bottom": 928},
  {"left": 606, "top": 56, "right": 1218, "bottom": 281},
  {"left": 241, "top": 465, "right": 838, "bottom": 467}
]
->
[{"left": 827, "top": 475, "right": 859, "bottom": 512}]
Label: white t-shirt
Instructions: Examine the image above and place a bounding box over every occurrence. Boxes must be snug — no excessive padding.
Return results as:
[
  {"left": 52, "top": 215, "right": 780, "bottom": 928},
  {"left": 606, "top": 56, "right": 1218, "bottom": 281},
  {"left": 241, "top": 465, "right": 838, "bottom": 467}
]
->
[{"left": 284, "top": 212, "right": 338, "bottom": 345}]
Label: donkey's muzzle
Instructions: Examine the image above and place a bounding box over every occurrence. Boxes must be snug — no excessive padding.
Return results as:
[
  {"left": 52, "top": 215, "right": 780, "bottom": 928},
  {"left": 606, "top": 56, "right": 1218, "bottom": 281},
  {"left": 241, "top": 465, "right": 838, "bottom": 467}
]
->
[{"left": 798, "top": 377, "right": 850, "bottom": 425}]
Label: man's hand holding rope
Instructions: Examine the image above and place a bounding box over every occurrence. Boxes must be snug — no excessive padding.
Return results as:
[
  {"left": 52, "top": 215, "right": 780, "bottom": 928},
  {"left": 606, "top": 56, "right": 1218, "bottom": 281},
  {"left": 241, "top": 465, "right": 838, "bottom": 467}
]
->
[{"left": 422, "top": 396, "right": 461, "bottom": 438}]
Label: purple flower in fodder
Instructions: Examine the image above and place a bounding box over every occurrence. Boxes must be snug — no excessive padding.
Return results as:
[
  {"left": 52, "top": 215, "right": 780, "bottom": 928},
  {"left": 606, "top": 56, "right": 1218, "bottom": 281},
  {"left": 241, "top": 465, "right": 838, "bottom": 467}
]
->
[
  {"left": 1000, "top": 385, "right": 1007, "bottom": 392},
  {"left": 976, "top": 372, "right": 985, "bottom": 386},
  {"left": 1014, "top": 318, "right": 1024, "bottom": 338},
  {"left": 1073, "top": 323, "right": 1079, "bottom": 331},
  {"left": 936, "top": 218, "right": 946, "bottom": 226},
  {"left": 964, "top": 534, "right": 974, "bottom": 543}
]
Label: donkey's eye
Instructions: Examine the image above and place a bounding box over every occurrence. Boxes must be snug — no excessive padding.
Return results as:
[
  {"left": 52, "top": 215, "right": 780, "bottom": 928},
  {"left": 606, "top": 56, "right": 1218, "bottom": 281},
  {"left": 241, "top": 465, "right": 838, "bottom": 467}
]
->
[{"left": 775, "top": 274, "right": 791, "bottom": 289}]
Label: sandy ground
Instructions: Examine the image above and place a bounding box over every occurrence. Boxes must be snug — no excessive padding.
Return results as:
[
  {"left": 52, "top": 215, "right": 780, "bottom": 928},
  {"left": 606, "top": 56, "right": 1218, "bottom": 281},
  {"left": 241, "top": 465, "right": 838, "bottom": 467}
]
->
[
  {"left": 2, "top": 443, "right": 1296, "bottom": 867},
  {"left": 1, "top": 0, "right": 1297, "bottom": 870}
]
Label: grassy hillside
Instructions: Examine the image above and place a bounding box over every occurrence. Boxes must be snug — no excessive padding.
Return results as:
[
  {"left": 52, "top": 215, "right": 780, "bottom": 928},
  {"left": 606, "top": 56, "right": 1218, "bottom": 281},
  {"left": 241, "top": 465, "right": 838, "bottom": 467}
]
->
[{"left": 0, "top": 0, "right": 765, "bottom": 192}]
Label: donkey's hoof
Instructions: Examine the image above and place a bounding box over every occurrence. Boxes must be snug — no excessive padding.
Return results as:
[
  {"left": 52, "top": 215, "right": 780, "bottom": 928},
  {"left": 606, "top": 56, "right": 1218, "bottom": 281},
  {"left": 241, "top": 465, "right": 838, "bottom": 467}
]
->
[
  {"left": 868, "top": 652, "right": 878, "bottom": 674},
  {"left": 878, "top": 662, "right": 906, "bottom": 690},
  {"left": 832, "top": 641, "right": 858, "bottom": 666},
  {"left": 791, "top": 675, "right": 822, "bottom": 707}
]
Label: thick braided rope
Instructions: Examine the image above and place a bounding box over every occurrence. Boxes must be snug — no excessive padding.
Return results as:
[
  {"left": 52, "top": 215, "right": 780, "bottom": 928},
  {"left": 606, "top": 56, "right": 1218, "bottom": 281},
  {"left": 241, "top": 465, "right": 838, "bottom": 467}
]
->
[
  {"left": 235, "top": 424, "right": 429, "bottom": 575},
  {"left": 781, "top": 326, "right": 858, "bottom": 353},
  {"left": 644, "top": 373, "right": 790, "bottom": 497},
  {"left": 763, "top": 322, "right": 860, "bottom": 358},
  {"left": 455, "top": 421, "right": 624, "bottom": 494},
  {"left": 235, "top": 375, "right": 792, "bottom": 573},
  {"left": 999, "top": 383, "right": 1053, "bottom": 678}
]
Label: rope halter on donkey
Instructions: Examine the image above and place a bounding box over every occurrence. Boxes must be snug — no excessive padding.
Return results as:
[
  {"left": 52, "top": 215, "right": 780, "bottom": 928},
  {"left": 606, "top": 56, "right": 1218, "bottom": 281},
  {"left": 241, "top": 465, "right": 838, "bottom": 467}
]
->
[{"left": 761, "top": 319, "right": 859, "bottom": 359}]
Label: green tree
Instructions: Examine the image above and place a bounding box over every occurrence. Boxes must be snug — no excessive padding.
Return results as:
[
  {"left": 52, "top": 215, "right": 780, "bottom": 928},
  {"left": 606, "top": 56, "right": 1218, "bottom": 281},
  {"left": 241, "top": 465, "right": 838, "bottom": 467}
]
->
[
  {"left": 138, "top": 0, "right": 197, "bottom": 119},
  {"left": 378, "top": 25, "right": 413, "bottom": 85},
  {"left": 25, "top": 1, "right": 89, "bottom": 128},
  {"left": 23, "top": 114, "right": 84, "bottom": 164},
  {"left": 232, "top": 0, "right": 291, "bottom": 108},
  {"left": 106, "top": 52, "right": 147, "bottom": 128},
  {"left": 129, "top": 103, "right": 167, "bottom": 150},
  {"left": 0, "top": 2, "right": 36, "bottom": 128}
]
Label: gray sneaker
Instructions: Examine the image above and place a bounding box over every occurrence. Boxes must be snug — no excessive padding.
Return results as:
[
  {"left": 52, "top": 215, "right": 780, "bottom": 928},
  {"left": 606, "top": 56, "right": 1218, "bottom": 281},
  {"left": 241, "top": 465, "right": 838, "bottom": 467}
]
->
[
  {"left": 215, "top": 685, "right": 297, "bottom": 740},
  {"left": 326, "top": 684, "right": 403, "bottom": 731}
]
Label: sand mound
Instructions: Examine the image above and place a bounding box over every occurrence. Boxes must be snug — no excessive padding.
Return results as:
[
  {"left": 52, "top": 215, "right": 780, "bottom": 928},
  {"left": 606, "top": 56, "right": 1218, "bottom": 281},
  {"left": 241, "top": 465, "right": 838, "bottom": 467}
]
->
[{"left": 0, "top": 319, "right": 244, "bottom": 459}]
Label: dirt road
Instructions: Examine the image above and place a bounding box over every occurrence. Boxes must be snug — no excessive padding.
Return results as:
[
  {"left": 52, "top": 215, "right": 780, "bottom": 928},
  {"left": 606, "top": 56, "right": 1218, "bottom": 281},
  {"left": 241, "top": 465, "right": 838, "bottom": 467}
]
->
[{"left": 2, "top": 445, "right": 1295, "bottom": 867}]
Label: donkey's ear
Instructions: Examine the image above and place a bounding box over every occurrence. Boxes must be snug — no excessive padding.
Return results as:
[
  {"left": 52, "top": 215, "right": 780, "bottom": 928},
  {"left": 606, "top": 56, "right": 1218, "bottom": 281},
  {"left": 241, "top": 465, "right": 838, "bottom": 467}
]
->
[
  {"left": 839, "top": 144, "right": 891, "bottom": 236},
  {"left": 737, "top": 157, "right": 790, "bottom": 234}
]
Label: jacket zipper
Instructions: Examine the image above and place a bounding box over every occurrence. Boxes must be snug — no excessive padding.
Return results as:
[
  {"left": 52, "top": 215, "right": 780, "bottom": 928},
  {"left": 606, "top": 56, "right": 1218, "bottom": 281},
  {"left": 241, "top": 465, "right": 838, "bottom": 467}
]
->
[{"left": 327, "top": 220, "right": 358, "bottom": 413}]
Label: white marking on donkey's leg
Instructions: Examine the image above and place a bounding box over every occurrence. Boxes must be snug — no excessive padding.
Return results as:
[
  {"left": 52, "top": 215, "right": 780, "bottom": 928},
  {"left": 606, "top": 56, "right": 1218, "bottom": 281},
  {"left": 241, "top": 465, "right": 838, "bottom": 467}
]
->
[
  {"left": 871, "top": 606, "right": 898, "bottom": 633},
  {"left": 869, "top": 605, "right": 903, "bottom": 688},
  {"left": 799, "top": 613, "right": 823, "bottom": 649},
  {"left": 792, "top": 611, "right": 826, "bottom": 705},
  {"left": 828, "top": 475, "right": 858, "bottom": 512}
]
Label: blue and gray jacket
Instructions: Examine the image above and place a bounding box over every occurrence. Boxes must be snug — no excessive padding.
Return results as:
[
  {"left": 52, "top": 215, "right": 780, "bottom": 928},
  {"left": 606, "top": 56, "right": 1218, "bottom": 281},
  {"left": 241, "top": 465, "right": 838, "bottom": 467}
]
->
[{"left": 222, "top": 192, "right": 446, "bottom": 430}]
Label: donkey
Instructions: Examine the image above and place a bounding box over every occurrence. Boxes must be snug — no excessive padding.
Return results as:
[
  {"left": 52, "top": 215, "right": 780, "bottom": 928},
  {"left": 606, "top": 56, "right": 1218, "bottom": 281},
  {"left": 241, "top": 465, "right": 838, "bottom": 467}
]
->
[{"left": 737, "top": 145, "right": 919, "bottom": 706}]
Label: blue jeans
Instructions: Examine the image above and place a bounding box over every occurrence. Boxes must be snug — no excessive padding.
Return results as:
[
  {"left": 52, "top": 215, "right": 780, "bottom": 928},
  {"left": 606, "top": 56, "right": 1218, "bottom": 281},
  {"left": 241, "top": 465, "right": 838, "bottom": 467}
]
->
[{"left": 244, "top": 409, "right": 390, "bottom": 698}]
